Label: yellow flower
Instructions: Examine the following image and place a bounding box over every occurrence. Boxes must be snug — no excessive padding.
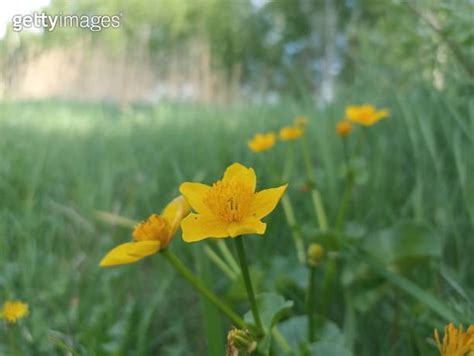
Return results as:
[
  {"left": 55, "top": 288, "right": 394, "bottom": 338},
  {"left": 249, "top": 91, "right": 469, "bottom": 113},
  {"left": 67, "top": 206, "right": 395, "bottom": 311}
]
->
[
  {"left": 434, "top": 323, "right": 474, "bottom": 356},
  {"left": 1, "top": 301, "right": 29, "bottom": 324},
  {"left": 279, "top": 126, "right": 304, "bottom": 141},
  {"left": 345, "top": 104, "right": 389, "bottom": 126},
  {"left": 179, "top": 163, "right": 287, "bottom": 242},
  {"left": 293, "top": 115, "right": 309, "bottom": 128},
  {"left": 336, "top": 120, "right": 352, "bottom": 137},
  {"left": 100, "top": 196, "right": 191, "bottom": 267},
  {"left": 248, "top": 132, "right": 276, "bottom": 153}
]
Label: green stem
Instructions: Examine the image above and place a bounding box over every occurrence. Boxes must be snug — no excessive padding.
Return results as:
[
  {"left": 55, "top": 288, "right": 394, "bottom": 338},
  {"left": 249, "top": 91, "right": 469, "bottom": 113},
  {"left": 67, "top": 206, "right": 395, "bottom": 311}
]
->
[
  {"left": 233, "top": 236, "right": 264, "bottom": 335},
  {"left": 7, "top": 326, "right": 20, "bottom": 356},
  {"left": 162, "top": 248, "right": 246, "bottom": 329},
  {"left": 203, "top": 245, "right": 238, "bottom": 281},
  {"left": 335, "top": 172, "right": 354, "bottom": 231},
  {"left": 301, "top": 136, "right": 329, "bottom": 231},
  {"left": 282, "top": 141, "right": 295, "bottom": 182},
  {"left": 281, "top": 194, "right": 306, "bottom": 264},
  {"left": 307, "top": 266, "right": 317, "bottom": 342},
  {"left": 343, "top": 289, "right": 356, "bottom": 350},
  {"left": 321, "top": 253, "right": 337, "bottom": 316},
  {"left": 272, "top": 327, "right": 292, "bottom": 354},
  {"left": 310, "top": 190, "right": 329, "bottom": 232},
  {"left": 272, "top": 144, "right": 305, "bottom": 264},
  {"left": 216, "top": 240, "right": 240, "bottom": 274},
  {"left": 195, "top": 249, "right": 223, "bottom": 356}
]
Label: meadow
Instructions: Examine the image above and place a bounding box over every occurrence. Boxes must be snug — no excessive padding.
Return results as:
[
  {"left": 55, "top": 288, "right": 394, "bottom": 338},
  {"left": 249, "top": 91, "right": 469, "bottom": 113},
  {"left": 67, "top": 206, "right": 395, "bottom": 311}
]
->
[{"left": 0, "top": 85, "right": 473, "bottom": 355}]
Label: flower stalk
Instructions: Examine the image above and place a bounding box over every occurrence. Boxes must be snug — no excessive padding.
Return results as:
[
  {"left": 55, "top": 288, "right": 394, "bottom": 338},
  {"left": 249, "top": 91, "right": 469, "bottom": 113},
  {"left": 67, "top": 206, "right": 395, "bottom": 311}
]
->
[
  {"left": 281, "top": 194, "right": 306, "bottom": 264},
  {"left": 306, "top": 243, "right": 323, "bottom": 343},
  {"left": 300, "top": 136, "right": 329, "bottom": 232},
  {"left": 272, "top": 327, "right": 292, "bottom": 354},
  {"left": 335, "top": 170, "right": 354, "bottom": 231},
  {"left": 161, "top": 248, "right": 246, "bottom": 329},
  {"left": 307, "top": 265, "right": 317, "bottom": 342},
  {"left": 203, "top": 245, "right": 238, "bottom": 281},
  {"left": 321, "top": 253, "right": 337, "bottom": 316},
  {"left": 217, "top": 240, "right": 240, "bottom": 275},
  {"left": 234, "top": 236, "right": 264, "bottom": 336},
  {"left": 7, "top": 327, "right": 20, "bottom": 356}
]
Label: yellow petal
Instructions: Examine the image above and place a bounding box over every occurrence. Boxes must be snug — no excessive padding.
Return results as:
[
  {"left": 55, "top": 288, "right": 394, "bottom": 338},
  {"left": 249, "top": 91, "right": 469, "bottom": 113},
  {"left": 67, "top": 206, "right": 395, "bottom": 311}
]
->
[
  {"left": 100, "top": 241, "right": 161, "bottom": 267},
  {"left": 179, "top": 182, "right": 211, "bottom": 214},
  {"left": 228, "top": 217, "right": 266, "bottom": 237},
  {"left": 223, "top": 163, "right": 256, "bottom": 192},
  {"left": 346, "top": 104, "right": 375, "bottom": 121},
  {"left": 161, "top": 195, "right": 191, "bottom": 235},
  {"left": 345, "top": 106, "right": 359, "bottom": 120},
  {"left": 181, "top": 213, "right": 229, "bottom": 242},
  {"left": 249, "top": 184, "right": 288, "bottom": 219}
]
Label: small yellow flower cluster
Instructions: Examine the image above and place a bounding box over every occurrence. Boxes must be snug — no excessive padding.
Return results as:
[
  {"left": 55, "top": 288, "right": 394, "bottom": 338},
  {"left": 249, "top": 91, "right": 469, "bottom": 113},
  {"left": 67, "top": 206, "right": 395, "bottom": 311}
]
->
[
  {"left": 100, "top": 163, "right": 287, "bottom": 266},
  {"left": 336, "top": 104, "right": 389, "bottom": 137},
  {"left": 1, "top": 300, "right": 29, "bottom": 324},
  {"left": 247, "top": 115, "right": 307, "bottom": 153},
  {"left": 434, "top": 323, "right": 474, "bottom": 356}
]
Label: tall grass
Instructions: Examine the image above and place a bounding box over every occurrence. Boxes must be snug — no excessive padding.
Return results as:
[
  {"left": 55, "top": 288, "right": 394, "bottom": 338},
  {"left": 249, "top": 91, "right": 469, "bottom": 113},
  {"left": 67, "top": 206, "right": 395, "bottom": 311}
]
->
[{"left": 0, "top": 90, "right": 472, "bottom": 354}]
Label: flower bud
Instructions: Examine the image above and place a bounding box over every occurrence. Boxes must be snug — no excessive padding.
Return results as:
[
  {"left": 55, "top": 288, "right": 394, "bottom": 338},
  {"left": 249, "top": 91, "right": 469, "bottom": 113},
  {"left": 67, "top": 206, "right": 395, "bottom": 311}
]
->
[
  {"left": 336, "top": 120, "right": 352, "bottom": 137},
  {"left": 227, "top": 328, "right": 257, "bottom": 355},
  {"left": 307, "top": 243, "right": 324, "bottom": 267}
]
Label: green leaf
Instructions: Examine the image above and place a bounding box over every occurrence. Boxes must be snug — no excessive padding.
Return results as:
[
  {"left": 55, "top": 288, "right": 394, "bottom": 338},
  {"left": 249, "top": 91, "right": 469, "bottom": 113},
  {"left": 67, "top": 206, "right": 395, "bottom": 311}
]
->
[
  {"left": 277, "top": 316, "right": 307, "bottom": 350},
  {"left": 244, "top": 293, "right": 293, "bottom": 333},
  {"left": 278, "top": 315, "right": 350, "bottom": 353}
]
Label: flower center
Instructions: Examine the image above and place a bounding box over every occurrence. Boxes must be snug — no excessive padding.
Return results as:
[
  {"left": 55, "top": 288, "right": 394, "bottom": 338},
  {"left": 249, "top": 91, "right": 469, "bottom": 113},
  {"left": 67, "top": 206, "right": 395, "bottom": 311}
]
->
[
  {"left": 133, "top": 214, "right": 171, "bottom": 244},
  {"left": 204, "top": 179, "right": 253, "bottom": 223}
]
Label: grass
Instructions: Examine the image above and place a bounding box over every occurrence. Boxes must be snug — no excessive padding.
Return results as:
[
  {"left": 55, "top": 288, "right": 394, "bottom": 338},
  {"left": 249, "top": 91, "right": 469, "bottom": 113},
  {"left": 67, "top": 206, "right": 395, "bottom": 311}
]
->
[{"left": 0, "top": 89, "right": 472, "bottom": 355}]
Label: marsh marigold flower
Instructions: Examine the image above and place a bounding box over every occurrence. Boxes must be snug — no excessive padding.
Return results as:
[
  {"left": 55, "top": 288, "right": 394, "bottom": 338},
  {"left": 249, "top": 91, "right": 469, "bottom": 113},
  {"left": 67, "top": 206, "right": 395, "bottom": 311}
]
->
[
  {"left": 1, "top": 300, "right": 29, "bottom": 324},
  {"left": 336, "top": 120, "right": 352, "bottom": 137},
  {"left": 279, "top": 126, "right": 304, "bottom": 141},
  {"left": 100, "top": 196, "right": 190, "bottom": 267},
  {"left": 345, "top": 104, "right": 389, "bottom": 126},
  {"left": 248, "top": 132, "right": 276, "bottom": 153},
  {"left": 434, "top": 323, "right": 474, "bottom": 356},
  {"left": 293, "top": 115, "right": 309, "bottom": 128},
  {"left": 179, "top": 163, "right": 287, "bottom": 242}
]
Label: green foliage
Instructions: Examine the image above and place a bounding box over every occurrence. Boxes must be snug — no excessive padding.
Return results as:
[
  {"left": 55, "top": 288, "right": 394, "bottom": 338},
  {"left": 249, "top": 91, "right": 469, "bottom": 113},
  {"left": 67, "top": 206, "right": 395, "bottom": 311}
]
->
[
  {"left": 0, "top": 87, "right": 474, "bottom": 355},
  {"left": 244, "top": 293, "right": 293, "bottom": 333}
]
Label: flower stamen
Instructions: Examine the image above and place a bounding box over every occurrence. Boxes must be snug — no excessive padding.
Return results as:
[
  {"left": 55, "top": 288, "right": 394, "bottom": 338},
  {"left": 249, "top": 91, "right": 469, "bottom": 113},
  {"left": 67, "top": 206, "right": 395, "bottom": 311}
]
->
[
  {"left": 133, "top": 214, "right": 171, "bottom": 243},
  {"left": 204, "top": 180, "right": 253, "bottom": 223}
]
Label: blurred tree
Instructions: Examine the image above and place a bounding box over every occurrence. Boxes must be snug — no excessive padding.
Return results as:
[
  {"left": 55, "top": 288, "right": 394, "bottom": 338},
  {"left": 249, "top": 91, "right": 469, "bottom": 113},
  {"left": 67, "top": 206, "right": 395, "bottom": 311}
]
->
[{"left": 0, "top": 0, "right": 471, "bottom": 101}]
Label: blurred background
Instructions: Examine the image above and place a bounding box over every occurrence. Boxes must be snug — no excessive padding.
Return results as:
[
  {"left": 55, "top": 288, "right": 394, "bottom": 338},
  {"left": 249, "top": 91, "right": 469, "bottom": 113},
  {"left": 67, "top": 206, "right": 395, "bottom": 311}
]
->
[
  {"left": 1, "top": 0, "right": 471, "bottom": 103},
  {"left": 0, "top": 0, "right": 473, "bottom": 355}
]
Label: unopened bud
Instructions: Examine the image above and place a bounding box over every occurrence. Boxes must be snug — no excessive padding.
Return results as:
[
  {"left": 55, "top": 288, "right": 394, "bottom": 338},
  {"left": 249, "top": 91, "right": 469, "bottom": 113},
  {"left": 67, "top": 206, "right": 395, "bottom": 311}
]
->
[
  {"left": 227, "top": 328, "right": 257, "bottom": 355},
  {"left": 307, "top": 243, "right": 324, "bottom": 267},
  {"left": 336, "top": 120, "right": 352, "bottom": 137}
]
